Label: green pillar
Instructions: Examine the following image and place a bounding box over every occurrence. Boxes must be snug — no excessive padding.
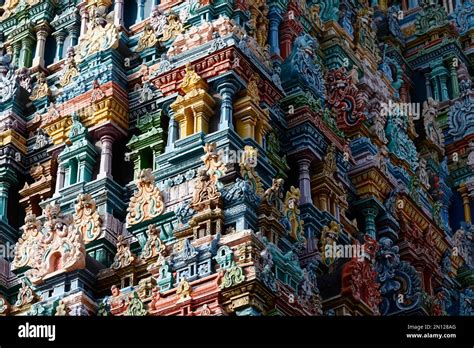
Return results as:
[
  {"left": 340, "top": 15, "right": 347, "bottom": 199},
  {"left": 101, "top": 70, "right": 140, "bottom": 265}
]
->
[
  {"left": 431, "top": 76, "right": 440, "bottom": 100},
  {"left": 440, "top": 75, "right": 449, "bottom": 101},
  {"left": 450, "top": 63, "right": 459, "bottom": 98},
  {"left": 0, "top": 181, "right": 10, "bottom": 222},
  {"left": 64, "top": 163, "right": 72, "bottom": 187},
  {"left": 13, "top": 41, "right": 21, "bottom": 68},
  {"left": 19, "top": 38, "right": 34, "bottom": 68},
  {"left": 78, "top": 156, "right": 94, "bottom": 182},
  {"left": 361, "top": 206, "right": 379, "bottom": 239}
]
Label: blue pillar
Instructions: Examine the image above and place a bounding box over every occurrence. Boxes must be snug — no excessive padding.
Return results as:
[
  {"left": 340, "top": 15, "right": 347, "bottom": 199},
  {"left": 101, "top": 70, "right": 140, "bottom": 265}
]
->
[
  {"left": 217, "top": 80, "right": 239, "bottom": 131},
  {"left": 136, "top": 0, "right": 145, "bottom": 22},
  {"left": 268, "top": 8, "right": 282, "bottom": 56},
  {"left": 54, "top": 31, "right": 66, "bottom": 62}
]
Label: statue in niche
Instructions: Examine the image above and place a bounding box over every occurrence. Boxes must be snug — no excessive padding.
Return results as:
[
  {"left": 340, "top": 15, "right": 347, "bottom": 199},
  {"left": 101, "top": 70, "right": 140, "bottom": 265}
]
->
[
  {"left": 417, "top": 158, "right": 430, "bottom": 189},
  {"left": 423, "top": 97, "right": 444, "bottom": 147}
]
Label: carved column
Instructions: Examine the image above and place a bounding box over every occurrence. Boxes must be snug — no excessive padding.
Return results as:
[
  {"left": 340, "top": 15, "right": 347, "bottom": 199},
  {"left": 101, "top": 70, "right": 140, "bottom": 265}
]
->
[
  {"left": 400, "top": 77, "right": 410, "bottom": 102},
  {"left": 425, "top": 73, "right": 432, "bottom": 99},
  {"left": 114, "top": 0, "right": 125, "bottom": 27},
  {"left": 19, "top": 37, "right": 34, "bottom": 68},
  {"left": 99, "top": 135, "right": 114, "bottom": 179},
  {"left": 216, "top": 80, "right": 239, "bottom": 131},
  {"left": 431, "top": 76, "right": 440, "bottom": 100},
  {"left": 63, "top": 162, "right": 73, "bottom": 187},
  {"left": 268, "top": 8, "right": 282, "bottom": 56},
  {"left": 0, "top": 168, "right": 18, "bottom": 223},
  {"left": 33, "top": 26, "right": 50, "bottom": 67},
  {"left": 68, "top": 26, "right": 80, "bottom": 46},
  {"left": 279, "top": 27, "right": 293, "bottom": 60},
  {"left": 458, "top": 184, "right": 472, "bottom": 224},
  {"left": 318, "top": 189, "right": 329, "bottom": 211},
  {"left": 0, "top": 181, "right": 10, "bottom": 222},
  {"left": 298, "top": 158, "right": 313, "bottom": 205},
  {"left": 53, "top": 31, "right": 67, "bottom": 62},
  {"left": 136, "top": 0, "right": 145, "bottom": 23},
  {"left": 79, "top": 6, "right": 89, "bottom": 38},
  {"left": 450, "top": 61, "right": 460, "bottom": 98},
  {"left": 439, "top": 75, "right": 449, "bottom": 101},
  {"left": 12, "top": 41, "right": 21, "bottom": 68},
  {"left": 166, "top": 109, "right": 179, "bottom": 152},
  {"left": 53, "top": 165, "right": 65, "bottom": 197},
  {"left": 361, "top": 206, "right": 379, "bottom": 238}
]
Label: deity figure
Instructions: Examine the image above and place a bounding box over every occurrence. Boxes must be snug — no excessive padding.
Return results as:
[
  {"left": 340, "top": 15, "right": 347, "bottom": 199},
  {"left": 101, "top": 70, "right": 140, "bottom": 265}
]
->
[
  {"left": 282, "top": 186, "right": 305, "bottom": 243},
  {"left": 423, "top": 97, "right": 443, "bottom": 146}
]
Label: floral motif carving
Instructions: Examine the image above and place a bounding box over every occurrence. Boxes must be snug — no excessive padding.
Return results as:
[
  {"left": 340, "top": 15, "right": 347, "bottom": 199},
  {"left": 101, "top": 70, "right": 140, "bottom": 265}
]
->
[
  {"left": 23, "top": 204, "right": 86, "bottom": 285},
  {"left": 126, "top": 292, "right": 147, "bottom": 316},
  {"left": 12, "top": 213, "right": 41, "bottom": 270},
  {"left": 219, "top": 261, "right": 245, "bottom": 289},
  {"left": 39, "top": 103, "right": 61, "bottom": 128},
  {"left": 111, "top": 235, "right": 136, "bottom": 270},
  {"left": 0, "top": 295, "right": 10, "bottom": 315},
  {"left": 29, "top": 72, "right": 50, "bottom": 101},
  {"left": 59, "top": 47, "right": 79, "bottom": 87},
  {"left": 75, "top": 3, "right": 119, "bottom": 62},
  {"left": 74, "top": 193, "right": 102, "bottom": 243},
  {"left": 0, "top": 0, "right": 40, "bottom": 20},
  {"left": 15, "top": 281, "right": 39, "bottom": 307},
  {"left": 136, "top": 23, "right": 158, "bottom": 52},
  {"left": 141, "top": 224, "right": 166, "bottom": 261},
  {"left": 126, "top": 168, "right": 165, "bottom": 226}
]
